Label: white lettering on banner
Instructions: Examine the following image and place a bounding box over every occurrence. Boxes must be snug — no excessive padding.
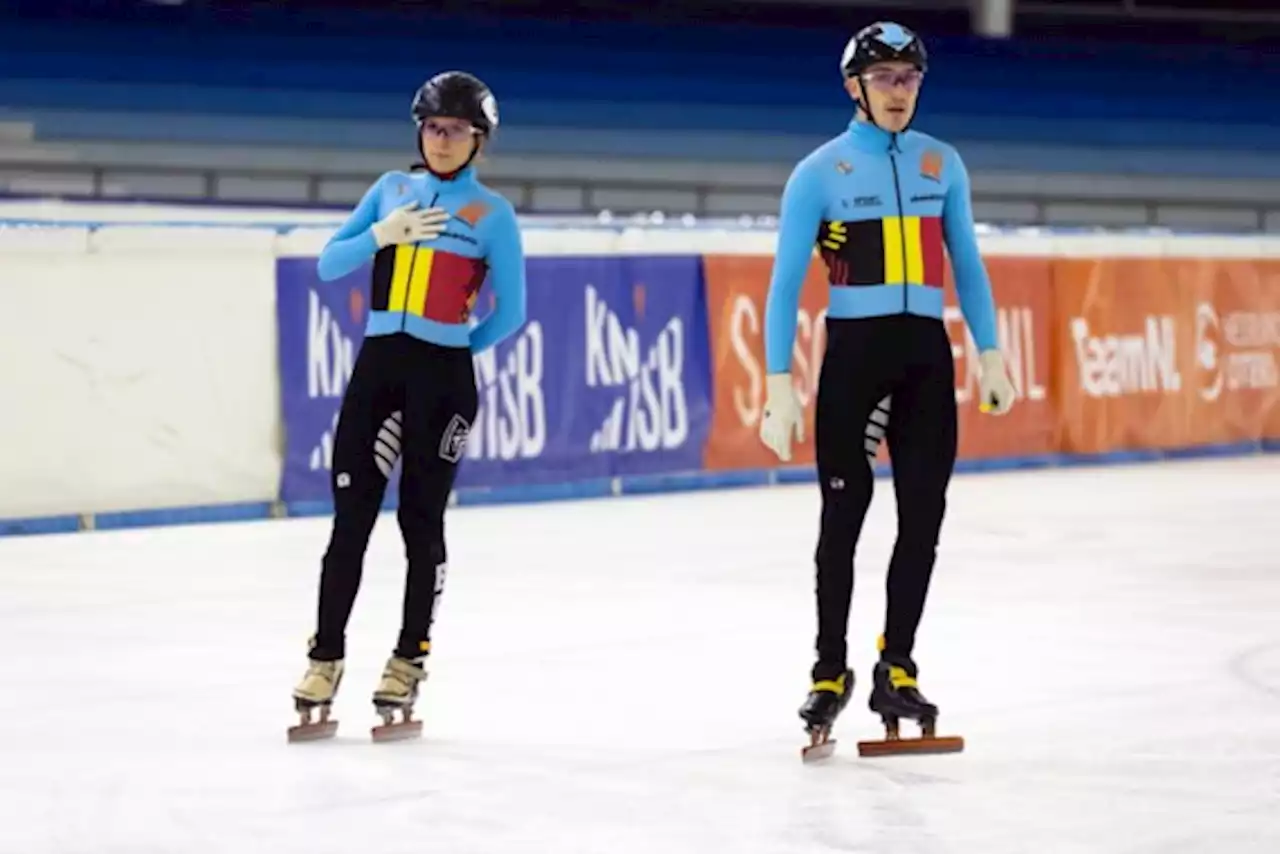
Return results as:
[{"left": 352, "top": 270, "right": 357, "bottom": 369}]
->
[
  {"left": 790, "top": 307, "right": 827, "bottom": 409},
  {"left": 585, "top": 284, "right": 688, "bottom": 452},
  {"left": 1070, "top": 315, "right": 1182, "bottom": 398},
  {"left": 945, "top": 305, "right": 1046, "bottom": 405},
  {"left": 729, "top": 297, "right": 763, "bottom": 425},
  {"left": 1194, "top": 302, "right": 1280, "bottom": 401},
  {"left": 468, "top": 321, "right": 547, "bottom": 462},
  {"left": 727, "top": 296, "right": 826, "bottom": 426},
  {"left": 306, "top": 289, "right": 356, "bottom": 471},
  {"left": 307, "top": 289, "right": 354, "bottom": 399}
]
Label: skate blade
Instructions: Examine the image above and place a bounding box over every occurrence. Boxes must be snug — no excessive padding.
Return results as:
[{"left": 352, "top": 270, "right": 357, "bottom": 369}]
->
[
  {"left": 800, "top": 723, "right": 838, "bottom": 763},
  {"left": 801, "top": 739, "right": 838, "bottom": 762},
  {"left": 287, "top": 720, "right": 339, "bottom": 743},
  {"left": 856, "top": 734, "right": 964, "bottom": 757},
  {"left": 371, "top": 720, "right": 423, "bottom": 743}
]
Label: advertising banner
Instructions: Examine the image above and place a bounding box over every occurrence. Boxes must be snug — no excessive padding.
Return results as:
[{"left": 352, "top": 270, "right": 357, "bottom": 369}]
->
[
  {"left": 275, "top": 257, "right": 368, "bottom": 504},
  {"left": 455, "top": 254, "right": 713, "bottom": 489},
  {"left": 701, "top": 253, "right": 1058, "bottom": 471},
  {"left": 275, "top": 254, "right": 713, "bottom": 504},
  {"left": 1180, "top": 259, "right": 1280, "bottom": 446},
  {"left": 1052, "top": 258, "right": 1280, "bottom": 455},
  {"left": 701, "top": 254, "right": 830, "bottom": 471},
  {"left": 276, "top": 247, "right": 1278, "bottom": 512},
  {"left": 945, "top": 257, "right": 1057, "bottom": 461}
]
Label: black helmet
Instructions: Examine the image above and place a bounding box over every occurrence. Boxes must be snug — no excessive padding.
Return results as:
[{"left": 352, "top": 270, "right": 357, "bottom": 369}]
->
[
  {"left": 411, "top": 71, "right": 499, "bottom": 137},
  {"left": 840, "top": 22, "right": 928, "bottom": 78}
]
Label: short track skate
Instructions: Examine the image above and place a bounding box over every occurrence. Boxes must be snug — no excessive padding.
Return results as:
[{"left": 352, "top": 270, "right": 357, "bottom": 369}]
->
[
  {"left": 371, "top": 702, "right": 423, "bottom": 742},
  {"left": 287, "top": 659, "right": 344, "bottom": 743},
  {"left": 369, "top": 657, "right": 426, "bottom": 743},
  {"left": 856, "top": 657, "right": 964, "bottom": 758},
  {"left": 855, "top": 714, "right": 965, "bottom": 757},
  {"left": 802, "top": 725, "right": 839, "bottom": 762},
  {"left": 288, "top": 698, "right": 340, "bottom": 742},
  {"left": 798, "top": 669, "right": 854, "bottom": 763}
]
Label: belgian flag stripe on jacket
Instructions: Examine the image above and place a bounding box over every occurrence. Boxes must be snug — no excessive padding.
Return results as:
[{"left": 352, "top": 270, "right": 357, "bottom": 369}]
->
[
  {"left": 368, "top": 245, "right": 489, "bottom": 324},
  {"left": 818, "top": 215, "right": 945, "bottom": 288}
]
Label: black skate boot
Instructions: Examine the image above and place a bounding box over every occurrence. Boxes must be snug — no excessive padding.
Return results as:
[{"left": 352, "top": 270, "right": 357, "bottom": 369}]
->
[
  {"left": 868, "top": 654, "right": 937, "bottom": 731},
  {"left": 858, "top": 643, "right": 964, "bottom": 757},
  {"left": 798, "top": 667, "right": 854, "bottom": 762}
]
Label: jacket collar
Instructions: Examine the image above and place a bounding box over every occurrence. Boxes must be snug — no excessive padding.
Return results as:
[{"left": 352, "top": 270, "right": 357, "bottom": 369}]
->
[
  {"left": 416, "top": 163, "right": 478, "bottom": 190},
  {"left": 845, "top": 116, "right": 907, "bottom": 152}
]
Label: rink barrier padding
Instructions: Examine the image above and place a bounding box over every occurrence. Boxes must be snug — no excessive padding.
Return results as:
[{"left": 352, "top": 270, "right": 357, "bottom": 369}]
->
[
  {"left": 1, "top": 441, "right": 1275, "bottom": 537},
  {"left": 0, "top": 202, "right": 1278, "bottom": 535}
]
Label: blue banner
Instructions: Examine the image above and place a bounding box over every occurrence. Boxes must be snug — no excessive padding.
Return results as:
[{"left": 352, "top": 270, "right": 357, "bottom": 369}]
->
[
  {"left": 275, "top": 257, "right": 371, "bottom": 504},
  {"left": 274, "top": 254, "right": 712, "bottom": 506}
]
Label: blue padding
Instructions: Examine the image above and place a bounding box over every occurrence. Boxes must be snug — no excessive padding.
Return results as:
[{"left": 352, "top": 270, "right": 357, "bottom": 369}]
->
[
  {"left": 0, "top": 514, "right": 82, "bottom": 537},
  {"left": 1, "top": 442, "right": 1274, "bottom": 538},
  {"left": 91, "top": 502, "right": 277, "bottom": 531}
]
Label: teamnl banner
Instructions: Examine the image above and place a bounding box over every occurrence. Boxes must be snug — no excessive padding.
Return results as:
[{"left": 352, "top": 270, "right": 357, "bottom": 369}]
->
[
  {"left": 699, "top": 254, "right": 1057, "bottom": 471},
  {"left": 274, "top": 254, "right": 713, "bottom": 504},
  {"left": 1053, "top": 257, "right": 1280, "bottom": 454}
]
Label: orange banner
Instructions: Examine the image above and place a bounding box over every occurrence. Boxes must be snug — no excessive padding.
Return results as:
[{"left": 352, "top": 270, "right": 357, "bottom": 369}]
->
[
  {"left": 944, "top": 257, "right": 1056, "bottom": 460},
  {"left": 701, "top": 255, "right": 829, "bottom": 471},
  {"left": 701, "top": 254, "right": 1058, "bottom": 471},
  {"left": 1053, "top": 257, "right": 1280, "bottom": 454}
]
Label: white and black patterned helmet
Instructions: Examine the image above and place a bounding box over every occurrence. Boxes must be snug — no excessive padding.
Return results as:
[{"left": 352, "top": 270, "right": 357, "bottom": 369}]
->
[{"left": 841, "top": 22, "right": 928, "bottom": 78}]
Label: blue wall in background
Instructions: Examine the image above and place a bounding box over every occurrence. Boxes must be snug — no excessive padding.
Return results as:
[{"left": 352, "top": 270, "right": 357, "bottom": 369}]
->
[{"left": 0, "top": 11, "right": 1276, "bottom": 176}]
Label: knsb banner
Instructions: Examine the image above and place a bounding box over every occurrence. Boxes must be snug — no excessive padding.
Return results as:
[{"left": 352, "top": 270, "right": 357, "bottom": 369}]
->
[
  {"left": 1053, "top": 257, "right": 1280, "bottom": 455},
  {"left": 275, "top": 254, "right": 713, "bottom": 503},
  {"left": 700, "top": 253, "right": 1056, "bottom": 471},
  {"left": 276, "top": 257, "right": 369, "bottom": 504},
  {"left": 456, "top": 254, "right": 713, "bottom": 489}
]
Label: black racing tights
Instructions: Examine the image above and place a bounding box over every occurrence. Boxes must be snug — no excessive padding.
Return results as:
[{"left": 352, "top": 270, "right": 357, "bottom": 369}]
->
[
  {"left": 307, "top": 333, "right": 477, "bottom": 664},
  {"left": 811, "top": 315, "right": 957, "bottom": 681}
]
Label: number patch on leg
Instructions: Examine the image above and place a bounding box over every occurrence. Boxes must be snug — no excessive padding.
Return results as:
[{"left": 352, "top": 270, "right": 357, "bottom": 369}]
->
[{"left": 438, "top": 414, "right": 471, "bottom": 463}]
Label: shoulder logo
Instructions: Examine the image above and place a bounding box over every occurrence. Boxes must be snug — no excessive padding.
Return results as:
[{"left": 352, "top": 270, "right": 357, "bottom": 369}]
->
[
  {"left": 920, "top": 150, "right": 944, "bottom": 182},
  {"left": 453, "top": 201, "right": 491, "bottom": 227},
  {"left": 835, "top": 160, "right": 853, "bottom": 175}
]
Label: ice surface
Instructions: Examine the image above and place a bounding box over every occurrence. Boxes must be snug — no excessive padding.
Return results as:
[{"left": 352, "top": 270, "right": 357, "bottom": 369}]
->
[{"left": 1, "top": 456, "right": 1278, "bottom": 854}]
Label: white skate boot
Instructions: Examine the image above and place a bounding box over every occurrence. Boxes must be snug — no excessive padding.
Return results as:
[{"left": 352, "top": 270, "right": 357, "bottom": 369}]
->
[
  {"left": 288, "top": 659, "right": 344, "bottom": 742},
  {"left": 371, "top": 656, "right": 427, "bottom": 742}
]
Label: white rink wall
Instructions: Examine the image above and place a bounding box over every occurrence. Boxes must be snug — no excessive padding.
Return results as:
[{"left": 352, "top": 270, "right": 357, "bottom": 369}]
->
[{"left": 1, "top": 198, "right": 1278, "bottom": 523}]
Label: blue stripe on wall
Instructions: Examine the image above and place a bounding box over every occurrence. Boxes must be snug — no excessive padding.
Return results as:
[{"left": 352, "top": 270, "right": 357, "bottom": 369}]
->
[{"left": 2, "top": 442, "right": 1275, "bottom": 538}]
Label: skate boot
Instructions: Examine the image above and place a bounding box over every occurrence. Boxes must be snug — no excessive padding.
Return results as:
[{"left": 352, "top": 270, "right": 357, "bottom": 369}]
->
[
  {"left": 856, "top": 641, "right": 964, "bottom": 757},
  {"left": 288, "top": 658, "right": 344, "bottom": 742},
  {"left": 798, "top": 668, "right": 854, "bottom": 762},
  {"left": 370, "top": 656, "right": 427, "bottom": 742}
]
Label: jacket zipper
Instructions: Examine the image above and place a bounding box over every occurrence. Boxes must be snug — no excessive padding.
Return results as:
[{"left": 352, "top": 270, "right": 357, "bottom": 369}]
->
[
  {"left": 399, "top": 190, "right": 441, "bottom": 332},
  {"left": 887, "top": 146, "right": 909, "bottom": 314}
]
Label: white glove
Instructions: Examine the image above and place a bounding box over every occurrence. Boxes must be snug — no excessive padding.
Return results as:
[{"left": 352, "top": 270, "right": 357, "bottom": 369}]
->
[
  {"left": 759, "top": 373, "right": 804, "bottom": 462},
  {"left": 977, "top": 349, "right": 1016, "bottom": 415},
  {"left": 371, "top": 202, "right": 449, "bottom": 248}
]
